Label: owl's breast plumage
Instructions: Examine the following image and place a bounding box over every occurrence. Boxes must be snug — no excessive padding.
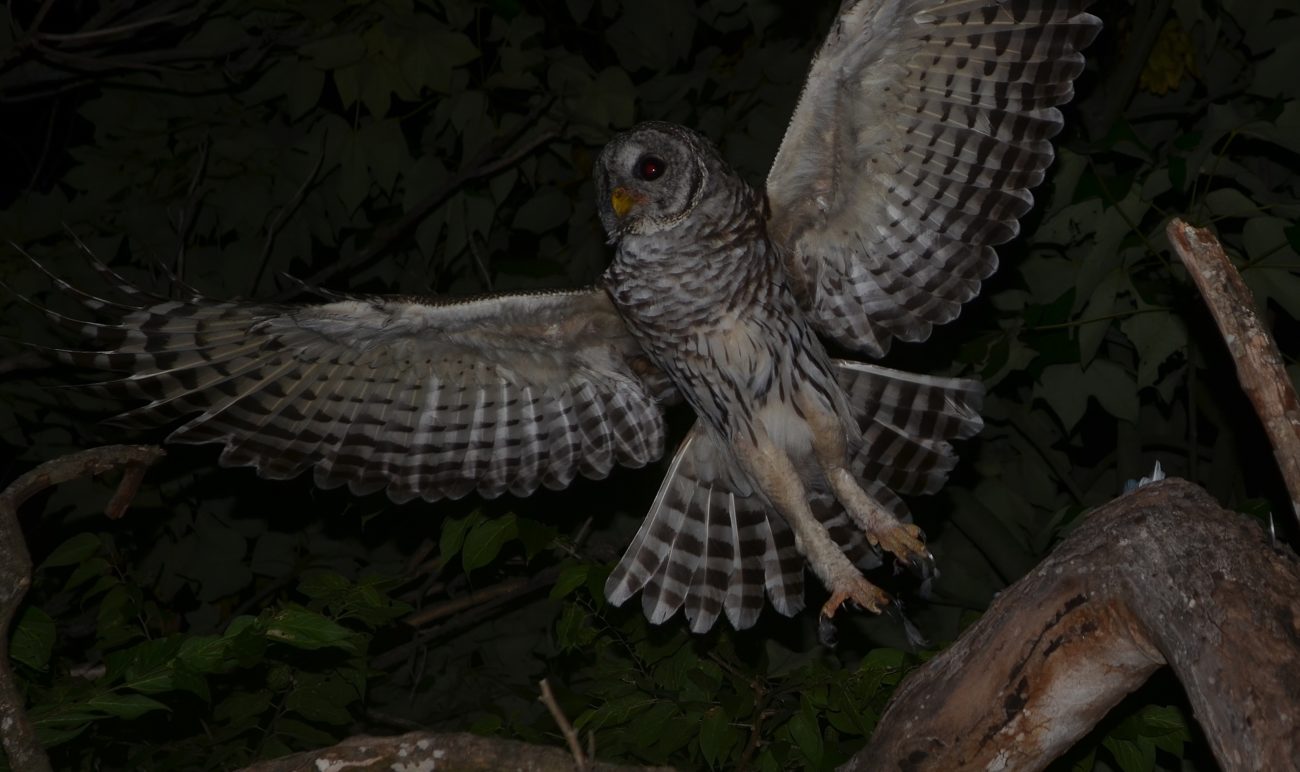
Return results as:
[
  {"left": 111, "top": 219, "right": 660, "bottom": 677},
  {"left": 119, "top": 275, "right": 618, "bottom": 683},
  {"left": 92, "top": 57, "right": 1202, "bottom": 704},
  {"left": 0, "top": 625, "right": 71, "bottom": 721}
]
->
[{"left": 602, "top": 208, "right": 841, "bottom": 446}]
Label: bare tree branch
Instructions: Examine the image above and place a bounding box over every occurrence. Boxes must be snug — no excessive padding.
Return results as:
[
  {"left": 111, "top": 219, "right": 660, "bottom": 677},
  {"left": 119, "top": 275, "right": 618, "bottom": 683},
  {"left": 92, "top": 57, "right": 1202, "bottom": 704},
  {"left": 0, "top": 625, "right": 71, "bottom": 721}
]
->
[
  {"left": 0, "top": 445, "right": 165, "bottom": 772},
  {"left": 1166, "top": 218, "right": 1300, "bottom": 525},
  {"left": 540, "top": 678, "right": 589, "bottom": 770}
]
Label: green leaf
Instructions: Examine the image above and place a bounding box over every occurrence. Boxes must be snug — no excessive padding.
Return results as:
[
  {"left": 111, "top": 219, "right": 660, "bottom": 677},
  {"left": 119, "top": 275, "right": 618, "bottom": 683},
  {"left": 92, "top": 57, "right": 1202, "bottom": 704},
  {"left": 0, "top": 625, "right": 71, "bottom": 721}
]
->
[
  {"left": 359, "top": 119, "right": 407, "bottom": 194},
  {"left": 297, "top": 570, "right": 352, "bottom": 603},
  {"left": 555, "top": 603, "right": 597, "bottom": 650},
  {"left": 1203, "top": 187, "right": 1259, "bottom": 218},
  {"left": 30, "top": 706, "right": 98, "bottom": 748},
  {"left": 178, "top": 635, "right": 229, "bottom": 674},
  {"left": 515, "top": 516, "right": 557, "bottom": 559},
  {"left": 859, "top": 648, "right": 907, "bottom": 673},
  {"left": 264, "top": 609, "right": 357, "bottom": 652},
  {"left": 214, "top": 690, "right": 273, "bottom": 723},
  {"left": 1103, "top": 736, "right": 1155, "bottom": 772},
  {"left": 429, "top": 31, "right": 480, "bottom": 71},
  {"left": 10, "top": 606, "right": 56, "bottom": 671},
  {"left": 439, "top": 511, "right": 484, "bottom": 566},
  {"left": 574, "top": 693, "right": 654, "bottom": 732},
  {"left": 1136, "top": 705, "right": 1191, "bottom": 755},
  {"left": 285, "top": 673, "right": 360, "bottom": 725},
  {"left": 461, "top": 514, "right": 519, "bottom": 572},
  {"left": 64, "top": 556, "right": 111, "bottom": 592},
  {"left": 1074, "top": 269, "right": 1125, "bottom": 367},
  {"left": 787, "top": 710, "right": 824, "bottom": 769},
  {"left": 550, "top": 563, "right": 590, "bottom": 600},
  {"left": 301, "top": 34, "right": 366, "bottom": 69},
  {"left": 104, "top": 637, "right": 182, "bottom": 688},
  {"left": 1120, "top": 311, "right": 1187, "bottom": 389},
  {"left": 1087, "top": 360, "right": 1140, "bottom": 423},
  {"left": 40, "top": 532, "right": 102, "bottom": 569},
  {"left": 631, "top": 702, "right": 677, "bottom": 751},
  {"left": 699, "top": 706, "right": 730, "bottom": 768},
  {"left": 86, "top": 693, "right": 169, "bottom": 720}
]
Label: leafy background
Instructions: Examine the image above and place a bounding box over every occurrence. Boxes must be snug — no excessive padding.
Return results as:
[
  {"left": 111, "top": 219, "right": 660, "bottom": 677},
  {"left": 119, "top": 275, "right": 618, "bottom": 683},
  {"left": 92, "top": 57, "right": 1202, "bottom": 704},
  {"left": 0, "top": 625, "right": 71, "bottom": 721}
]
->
[{"left": 1, "top": 0, "right": 1297, "bottom": 769}]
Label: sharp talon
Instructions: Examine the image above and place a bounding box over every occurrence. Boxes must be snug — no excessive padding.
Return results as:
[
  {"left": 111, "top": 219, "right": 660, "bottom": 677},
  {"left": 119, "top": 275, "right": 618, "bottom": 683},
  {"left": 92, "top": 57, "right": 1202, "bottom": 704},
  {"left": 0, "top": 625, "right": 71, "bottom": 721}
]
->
[
  {"left": 896, "top": 548, "right": 937, "bottom": 581},
  {"left": 821, "top": 577, "right": 890, "bottom": 620},
  {"left": 818, "top": 614, "right": 839, "bottom": 648}
]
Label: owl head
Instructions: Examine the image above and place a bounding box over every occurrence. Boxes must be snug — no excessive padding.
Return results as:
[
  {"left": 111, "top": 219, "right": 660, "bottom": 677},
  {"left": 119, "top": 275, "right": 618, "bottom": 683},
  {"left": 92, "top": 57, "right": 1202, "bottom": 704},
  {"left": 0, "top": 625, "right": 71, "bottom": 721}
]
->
[{"left": 594, "top": 122, "right": 717, "bottom": 240}]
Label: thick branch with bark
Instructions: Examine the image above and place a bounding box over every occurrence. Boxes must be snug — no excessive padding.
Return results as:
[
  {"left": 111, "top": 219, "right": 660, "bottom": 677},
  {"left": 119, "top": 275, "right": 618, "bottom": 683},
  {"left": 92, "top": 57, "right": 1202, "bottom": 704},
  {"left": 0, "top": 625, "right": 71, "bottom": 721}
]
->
[{"left": 843, "top": 478, "right": 1300, "bottom": 771}]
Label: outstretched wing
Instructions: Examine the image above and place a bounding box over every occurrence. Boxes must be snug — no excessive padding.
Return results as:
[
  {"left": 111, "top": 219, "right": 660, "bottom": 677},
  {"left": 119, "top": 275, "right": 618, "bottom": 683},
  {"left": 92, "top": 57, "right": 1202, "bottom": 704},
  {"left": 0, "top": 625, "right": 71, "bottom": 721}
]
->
[
  {"left": 767, "top": 0, "right": 1101, "bottom": 356},
  {"left": 37, "top": 264, "right": 673, "bottom": 504}
]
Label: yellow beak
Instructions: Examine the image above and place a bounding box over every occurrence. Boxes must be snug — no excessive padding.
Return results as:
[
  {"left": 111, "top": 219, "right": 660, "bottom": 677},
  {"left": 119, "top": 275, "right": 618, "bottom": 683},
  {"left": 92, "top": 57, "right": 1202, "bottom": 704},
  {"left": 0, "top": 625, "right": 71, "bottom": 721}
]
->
[{"left": 610, "top": 187, "right": 639, "bottom": 218}]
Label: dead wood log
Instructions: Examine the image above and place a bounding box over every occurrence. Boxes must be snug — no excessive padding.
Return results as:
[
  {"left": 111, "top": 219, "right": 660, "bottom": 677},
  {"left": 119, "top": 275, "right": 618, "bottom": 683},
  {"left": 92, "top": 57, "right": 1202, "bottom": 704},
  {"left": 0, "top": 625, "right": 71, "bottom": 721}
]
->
[{"left": 842, "top": 479, "right": 1300, "bottom": 771}]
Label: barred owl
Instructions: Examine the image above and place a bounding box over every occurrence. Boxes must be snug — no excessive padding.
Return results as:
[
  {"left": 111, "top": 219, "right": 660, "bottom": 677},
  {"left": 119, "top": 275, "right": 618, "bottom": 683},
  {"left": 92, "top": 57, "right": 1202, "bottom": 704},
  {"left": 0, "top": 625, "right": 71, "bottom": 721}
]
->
[{"left": 33, "top": 0, "right": 1099, "bottom": 633}]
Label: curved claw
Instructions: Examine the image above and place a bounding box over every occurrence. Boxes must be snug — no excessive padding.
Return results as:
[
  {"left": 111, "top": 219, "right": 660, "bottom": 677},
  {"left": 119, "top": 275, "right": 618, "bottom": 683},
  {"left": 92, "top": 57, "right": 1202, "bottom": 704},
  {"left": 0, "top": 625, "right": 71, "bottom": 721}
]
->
[
  {"left": 903, "top": 549, "right": 938, "bottom": 581},
  {"left": 818, "top": 613, "right": 839, "bottom": 648},
  {"left": 820, "top": 575, "right": 891, "bottom": 620}
]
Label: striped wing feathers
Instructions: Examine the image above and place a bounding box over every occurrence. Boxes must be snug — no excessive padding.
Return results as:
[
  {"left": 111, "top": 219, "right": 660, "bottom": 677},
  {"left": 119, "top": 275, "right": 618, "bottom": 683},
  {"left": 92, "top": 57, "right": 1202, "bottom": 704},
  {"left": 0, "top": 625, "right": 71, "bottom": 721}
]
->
[
  {"left": 43, "top": 267, "right": 670, "bottom": 504},
  {"left": 767, "top": 0, "right": 1101, "bottom": 356}
]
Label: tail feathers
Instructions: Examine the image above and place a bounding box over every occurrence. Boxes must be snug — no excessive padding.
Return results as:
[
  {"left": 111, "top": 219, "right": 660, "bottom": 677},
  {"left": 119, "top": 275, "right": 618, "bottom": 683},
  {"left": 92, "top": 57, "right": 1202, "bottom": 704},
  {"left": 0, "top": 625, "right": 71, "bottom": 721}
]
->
[
  {"left": 809, "top": 487, "right": 880, "bottom": 569},
  {"left": 834, "top": 361, "right": 983, "bottom": 497},
  {"left": 605, "top": 424, "right": 805, "bottom": 632}
]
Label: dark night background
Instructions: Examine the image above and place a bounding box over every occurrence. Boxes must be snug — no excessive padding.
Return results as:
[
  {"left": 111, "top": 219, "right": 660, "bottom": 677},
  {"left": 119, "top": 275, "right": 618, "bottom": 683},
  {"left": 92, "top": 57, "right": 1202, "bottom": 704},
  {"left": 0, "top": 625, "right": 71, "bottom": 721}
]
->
[{"left": 1, "top": 0, "right": 1298, "bottom": 769}]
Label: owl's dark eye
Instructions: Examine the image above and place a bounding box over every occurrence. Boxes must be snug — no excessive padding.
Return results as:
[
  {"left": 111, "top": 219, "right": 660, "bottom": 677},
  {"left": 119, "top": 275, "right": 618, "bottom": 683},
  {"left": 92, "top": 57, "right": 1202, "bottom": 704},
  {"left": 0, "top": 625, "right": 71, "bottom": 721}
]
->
[{"left": 635, "top": 155, "right": 666, "bottom": 181}]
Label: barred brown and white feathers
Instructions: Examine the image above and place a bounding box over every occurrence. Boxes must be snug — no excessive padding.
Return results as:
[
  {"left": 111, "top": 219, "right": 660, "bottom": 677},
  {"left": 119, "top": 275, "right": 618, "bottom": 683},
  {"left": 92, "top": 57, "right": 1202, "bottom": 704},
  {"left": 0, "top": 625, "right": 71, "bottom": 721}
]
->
[
  {"left": 36, "top": 256, "right": 672, "bottom": 504},
  {"left": 767, "top": 0, "right": 1101, "bottom": 356},
  {"left": 604, "top": 363, "right": 982, "bottom": 632}
]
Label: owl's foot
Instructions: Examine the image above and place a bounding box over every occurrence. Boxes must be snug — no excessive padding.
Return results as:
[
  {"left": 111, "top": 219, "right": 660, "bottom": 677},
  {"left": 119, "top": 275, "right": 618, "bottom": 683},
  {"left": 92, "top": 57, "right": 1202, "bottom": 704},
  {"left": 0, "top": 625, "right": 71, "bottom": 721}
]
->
[
  {"left": 819, "top": 573, "right": 890, "bottom": 619},
  {"left": 869, "top": 521, "right": 936, "bottom": 579},
  {"left": 827, "top": 468, "right": 935, "bottom": 578}
]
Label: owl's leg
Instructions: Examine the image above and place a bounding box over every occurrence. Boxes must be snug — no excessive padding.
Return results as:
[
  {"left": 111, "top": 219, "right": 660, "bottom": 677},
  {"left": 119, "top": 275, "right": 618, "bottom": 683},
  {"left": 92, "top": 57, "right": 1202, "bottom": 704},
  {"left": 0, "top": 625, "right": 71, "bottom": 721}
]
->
[
  {"left": 731, "top": 430, "right": 890, "bottom": 617},
  {"left": 825, "top": 467, "right": 931, "bottom": 573},
  {"left": 801, "top": 397, "right": 934, "bottom": 578}
]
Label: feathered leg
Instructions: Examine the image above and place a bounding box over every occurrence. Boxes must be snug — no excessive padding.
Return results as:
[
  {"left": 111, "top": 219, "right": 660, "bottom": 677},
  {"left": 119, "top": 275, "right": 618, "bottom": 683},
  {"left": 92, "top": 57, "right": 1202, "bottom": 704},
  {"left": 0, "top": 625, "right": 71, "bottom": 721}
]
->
[{"left": 731, "top": 426, "right": 891, "bottom": 617}]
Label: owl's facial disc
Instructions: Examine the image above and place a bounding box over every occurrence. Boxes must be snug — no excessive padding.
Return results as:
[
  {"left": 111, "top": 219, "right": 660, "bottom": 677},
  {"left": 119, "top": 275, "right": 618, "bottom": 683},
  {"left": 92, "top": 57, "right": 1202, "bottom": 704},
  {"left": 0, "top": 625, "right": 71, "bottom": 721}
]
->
[{"left": 596, "top": 122, "right": 709, "bottom": 240}]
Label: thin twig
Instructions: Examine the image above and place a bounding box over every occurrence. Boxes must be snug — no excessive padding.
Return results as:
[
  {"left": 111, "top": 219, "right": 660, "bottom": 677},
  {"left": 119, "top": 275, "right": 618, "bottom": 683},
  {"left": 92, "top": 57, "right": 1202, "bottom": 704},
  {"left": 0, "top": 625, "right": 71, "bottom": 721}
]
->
[
  {"left": 1166, "top": 218, "right": 1300, "bottom": 524},
  {"left": 27, "top": 0, "right": 58, "bottom": 35},
  {"left": 253, "top": 146, "right": 326, "bottom": 295},
  {"left": 539, "top": 678, "right": 588, "bottom": 771},
  {"left": 371, "top": 563, "right": 563, "bottom": 670},
  {"left": 173, "top": 135, "right": 210, "bottom": 287},
  {"left": 35, "top": 10, "right": 194, "bottom": 45},
  {"left": 403, "top": 577, "right": 529, "bottom": 627}
]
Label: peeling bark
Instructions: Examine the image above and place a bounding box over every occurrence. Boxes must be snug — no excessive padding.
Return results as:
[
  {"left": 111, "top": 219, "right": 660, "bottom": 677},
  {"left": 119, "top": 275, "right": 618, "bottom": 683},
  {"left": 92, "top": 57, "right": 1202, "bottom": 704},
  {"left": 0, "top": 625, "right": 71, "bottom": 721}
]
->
[{"left": 843, "top": 479, "right": 1300, "bottom": 772}]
